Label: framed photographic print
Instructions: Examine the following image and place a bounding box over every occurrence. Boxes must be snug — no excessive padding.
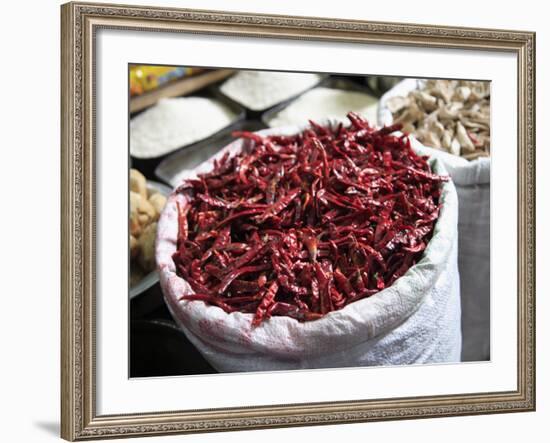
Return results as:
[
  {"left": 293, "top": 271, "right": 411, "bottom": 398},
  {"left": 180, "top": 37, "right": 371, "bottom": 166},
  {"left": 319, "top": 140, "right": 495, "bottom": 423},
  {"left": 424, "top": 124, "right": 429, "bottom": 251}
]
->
[{"left": 60, "top": 1, "right": 536, "bottom": 440}]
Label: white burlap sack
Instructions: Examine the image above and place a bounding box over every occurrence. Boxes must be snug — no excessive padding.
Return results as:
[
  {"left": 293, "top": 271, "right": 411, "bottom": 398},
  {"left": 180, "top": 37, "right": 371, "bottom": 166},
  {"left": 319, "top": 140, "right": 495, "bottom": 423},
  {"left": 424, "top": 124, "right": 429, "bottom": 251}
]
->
[
  {"left": 156, "top": 122, "right": 462, "bottom": 372},
  {"left": 378, "top": 80, "right": 490, "bottom": 362}
]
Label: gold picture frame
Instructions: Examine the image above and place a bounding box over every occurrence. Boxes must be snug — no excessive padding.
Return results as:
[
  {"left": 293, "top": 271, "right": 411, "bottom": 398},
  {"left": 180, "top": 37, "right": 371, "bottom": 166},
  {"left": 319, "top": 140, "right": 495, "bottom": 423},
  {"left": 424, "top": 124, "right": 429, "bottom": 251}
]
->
[{"left": 61, "top": 1, "right": 536, "bottom": 440}]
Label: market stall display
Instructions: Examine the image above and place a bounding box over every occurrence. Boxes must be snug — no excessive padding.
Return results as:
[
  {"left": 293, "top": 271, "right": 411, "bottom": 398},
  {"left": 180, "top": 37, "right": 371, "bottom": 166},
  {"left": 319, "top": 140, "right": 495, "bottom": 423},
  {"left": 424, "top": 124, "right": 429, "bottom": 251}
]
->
[{"left": 128, "top": 69, "right": 491, "bottom": 376}]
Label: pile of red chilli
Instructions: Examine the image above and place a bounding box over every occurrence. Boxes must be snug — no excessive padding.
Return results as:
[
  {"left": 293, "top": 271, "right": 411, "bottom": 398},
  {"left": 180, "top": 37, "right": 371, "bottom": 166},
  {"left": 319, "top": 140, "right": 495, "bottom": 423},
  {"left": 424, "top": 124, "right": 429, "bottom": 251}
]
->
[{"left": 172, "top": 112, "right": 448, "bottom": 326}]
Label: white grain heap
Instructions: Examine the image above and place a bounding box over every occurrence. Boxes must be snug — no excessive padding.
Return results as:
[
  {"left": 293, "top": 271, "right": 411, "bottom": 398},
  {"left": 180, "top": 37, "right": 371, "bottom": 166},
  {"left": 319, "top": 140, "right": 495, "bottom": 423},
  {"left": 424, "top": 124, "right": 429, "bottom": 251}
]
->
[
  {"left": 266, "top": 87, "right": 378, "bottom": 128},
  {"left": 130, "top": 97, "right": 237, "bottom": 159},
  {"left": 220, "top": 71, "right": 322, "bottom": 111}
]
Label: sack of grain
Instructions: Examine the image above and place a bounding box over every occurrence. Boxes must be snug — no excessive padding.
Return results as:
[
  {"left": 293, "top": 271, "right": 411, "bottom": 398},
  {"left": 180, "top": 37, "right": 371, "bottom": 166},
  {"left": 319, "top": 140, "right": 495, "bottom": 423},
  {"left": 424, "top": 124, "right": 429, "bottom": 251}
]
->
[
  {"left": 156, "top": 122, "right": 462, "bottom": 372},
  {"left": 378, "top": 80, "right": 490, "bottom": 362}
]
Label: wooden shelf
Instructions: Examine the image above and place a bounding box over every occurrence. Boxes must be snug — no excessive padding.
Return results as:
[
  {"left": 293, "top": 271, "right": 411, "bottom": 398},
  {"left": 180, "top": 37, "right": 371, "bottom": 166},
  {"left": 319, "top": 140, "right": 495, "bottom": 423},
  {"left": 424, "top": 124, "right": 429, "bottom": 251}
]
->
[{"left": 130, "top": 69, "right": 235, "bottom": 114}]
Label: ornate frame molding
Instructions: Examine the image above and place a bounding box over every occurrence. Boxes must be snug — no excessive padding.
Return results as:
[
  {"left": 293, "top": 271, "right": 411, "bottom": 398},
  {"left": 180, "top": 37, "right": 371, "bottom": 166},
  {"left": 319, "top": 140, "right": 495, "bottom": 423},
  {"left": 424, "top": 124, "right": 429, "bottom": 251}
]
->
[{"left": 61, "top": 1, "right": 535, "bottom": 440}]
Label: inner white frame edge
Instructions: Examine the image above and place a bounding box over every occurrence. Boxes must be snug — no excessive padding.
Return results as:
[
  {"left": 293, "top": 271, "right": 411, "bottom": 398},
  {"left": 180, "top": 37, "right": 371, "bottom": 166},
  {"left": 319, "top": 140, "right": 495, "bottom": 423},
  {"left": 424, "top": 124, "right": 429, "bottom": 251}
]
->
[{"left": 95, "top": 28, "right": 517, "bottom": 415}]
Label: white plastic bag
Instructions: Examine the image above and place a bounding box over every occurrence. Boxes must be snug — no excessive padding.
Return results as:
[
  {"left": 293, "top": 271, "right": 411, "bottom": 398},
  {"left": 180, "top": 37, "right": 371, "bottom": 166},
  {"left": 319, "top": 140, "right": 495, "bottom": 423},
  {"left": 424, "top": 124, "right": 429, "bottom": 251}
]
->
[
  {"left": 156, "top": 122, "right": 462, "bottom": 372},
  {"left": 379, "top": 80, "right": 490, "bottom": 362}
]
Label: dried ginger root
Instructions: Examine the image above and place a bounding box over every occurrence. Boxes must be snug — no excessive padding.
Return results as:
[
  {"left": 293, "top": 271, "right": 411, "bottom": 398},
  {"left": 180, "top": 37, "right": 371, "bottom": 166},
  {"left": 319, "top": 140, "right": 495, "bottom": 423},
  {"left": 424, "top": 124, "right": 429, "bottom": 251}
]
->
[
  {"left": 130, "top": 168, "right": 147, "bottom": 200},
  {"left": 387, "top": 80, "right": 490, "bottom": 159},
  {"left": 129, "top": 169, "right": 168, "bottom": 279}
]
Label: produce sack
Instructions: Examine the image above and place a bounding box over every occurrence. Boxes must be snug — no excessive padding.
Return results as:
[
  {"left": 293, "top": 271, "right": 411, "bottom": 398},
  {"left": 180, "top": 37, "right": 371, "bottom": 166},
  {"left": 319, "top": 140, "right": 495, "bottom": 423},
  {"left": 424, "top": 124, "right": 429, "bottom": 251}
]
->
[
  {"left": 156, "top": 122, "right": 462, "bottom": 372},
  {"left": 378, "top": 79, "right": 490, "bottom": 362}
]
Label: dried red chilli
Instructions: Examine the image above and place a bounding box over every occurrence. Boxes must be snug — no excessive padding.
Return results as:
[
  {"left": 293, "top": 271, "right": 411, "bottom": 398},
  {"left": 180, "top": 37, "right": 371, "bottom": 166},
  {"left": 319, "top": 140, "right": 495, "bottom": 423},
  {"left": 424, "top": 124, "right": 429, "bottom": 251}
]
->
[{"left": 173, "top": 112, "right": 448, "bottom": 326}]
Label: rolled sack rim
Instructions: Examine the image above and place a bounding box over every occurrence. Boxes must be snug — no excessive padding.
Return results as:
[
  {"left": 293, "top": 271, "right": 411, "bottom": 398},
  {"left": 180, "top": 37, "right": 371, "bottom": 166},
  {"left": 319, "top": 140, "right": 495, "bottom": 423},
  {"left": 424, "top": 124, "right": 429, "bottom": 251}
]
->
[{"left": 155, "top": 120, "right": 459, "bottom": 358}]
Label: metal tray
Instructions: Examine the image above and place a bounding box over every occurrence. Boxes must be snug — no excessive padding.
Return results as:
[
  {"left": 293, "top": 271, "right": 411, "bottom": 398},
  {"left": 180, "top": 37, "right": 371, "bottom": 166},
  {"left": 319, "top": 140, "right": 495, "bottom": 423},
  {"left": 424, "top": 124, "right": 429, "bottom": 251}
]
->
[
  {"left": 261, "top": 76, "right": 378, "bottom": 127},
  {"left": 155, "top": 119, "right": 267, "bottom": 187}
]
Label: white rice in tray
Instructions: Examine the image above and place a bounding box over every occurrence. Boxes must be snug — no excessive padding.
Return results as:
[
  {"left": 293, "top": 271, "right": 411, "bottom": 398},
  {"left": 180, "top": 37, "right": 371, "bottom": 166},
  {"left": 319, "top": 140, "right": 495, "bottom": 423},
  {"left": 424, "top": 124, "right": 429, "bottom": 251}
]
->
[
  {"left": 130, "top": 97, "right": 237, "bottom": 159},
  {"left": 266, "top": 87, "right": 379, "bottom": 128},
  {"left": 220, "top": 71, "right": 323, "bottom": 111}
]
